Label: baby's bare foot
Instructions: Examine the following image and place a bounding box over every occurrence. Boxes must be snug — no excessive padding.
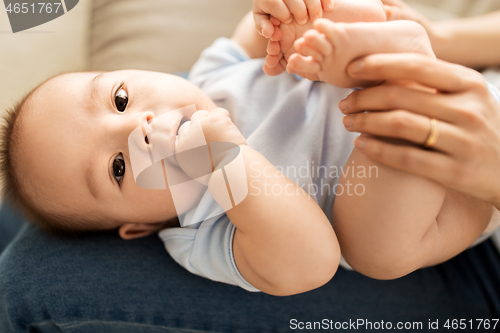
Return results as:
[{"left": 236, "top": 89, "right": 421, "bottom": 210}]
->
[
  {"left": 288, "top": 19, "right": 435, "bottom": 87},
  {"left": 263, "top": 0, "right": 387, "bottom": 77}
]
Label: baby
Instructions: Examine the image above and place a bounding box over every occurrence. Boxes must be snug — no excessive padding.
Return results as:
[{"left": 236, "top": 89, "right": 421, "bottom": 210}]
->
[{"left": 0, "top": 0, "right": 495, "bottom": 296}]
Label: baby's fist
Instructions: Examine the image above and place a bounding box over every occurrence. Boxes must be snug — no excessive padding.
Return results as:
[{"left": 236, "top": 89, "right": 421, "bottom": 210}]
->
[
  {"left": 174, "top": 108, "right": 246, "bottom": 183},
  {"left": 178, "top": 108, "right": 246, "bottom": 147},
  {"left": 253, "top": 0, "right": 334, "bottom": 39}
]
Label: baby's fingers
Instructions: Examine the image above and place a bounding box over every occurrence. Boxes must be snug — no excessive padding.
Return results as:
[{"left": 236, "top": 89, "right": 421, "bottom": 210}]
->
[
  {"left": 287, "top": 53, "right": 321, "bottom": 74},
  {"left": 254, "top": 13, "right": 276, "bottom": 38},
  {"left": 263, "top": 54, "right": 286, "bottom": 76},
  {"left": 265, "top": 53, "right": 282, "bottom": 69},
  {"left": 303, "top": 0, "right": 323, "bottom": 21},
  {"left": 255, "top": 0, "right": 293, "bottom": 26},
  {"left": 267, "top": 40, "right": 281, "bottom": 56},
  {"left": 263, "top": 63, "right": 287, "bottom": 76},
  {"left": 284, "top": 0, "right": 308, "bottom": 25}
]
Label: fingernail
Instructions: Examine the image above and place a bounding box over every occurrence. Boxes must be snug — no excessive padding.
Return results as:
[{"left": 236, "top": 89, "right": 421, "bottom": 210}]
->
[
  {"left": 354, "top": 137, "right": 366, "bottom": 150},
  {"left": 349, "top": 60, "right": 364, "bottom": 74},
  {"left": 343, "top": 116, "right": 353, "bottom": 129},
  {"left": 325, "top": 2, "right": 334, "bottom": 11},
  {"left": 339, "top": 99, "right": 347, "bottom": 112},
  {"left": 260, "top": 28, "right": 264, "bottom": 37}
]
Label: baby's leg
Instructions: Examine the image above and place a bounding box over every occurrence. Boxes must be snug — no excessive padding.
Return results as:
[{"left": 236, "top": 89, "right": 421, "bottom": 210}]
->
[
  {"left": 289, "top": 19, "right": 435, "bottom": 87},
  {"left": 333, "top": 147, "right": 493, "bottom": 279}
]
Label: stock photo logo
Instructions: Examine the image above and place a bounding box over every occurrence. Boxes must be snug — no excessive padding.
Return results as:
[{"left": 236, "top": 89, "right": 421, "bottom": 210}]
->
[{"left": 3, "top": 0, "right": 79, "bottom": 33}]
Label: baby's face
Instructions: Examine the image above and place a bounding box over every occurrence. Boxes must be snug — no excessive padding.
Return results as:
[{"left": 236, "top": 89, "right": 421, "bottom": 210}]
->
[{"left": 19, "top": 70, "right": 217, "bottom": 229}]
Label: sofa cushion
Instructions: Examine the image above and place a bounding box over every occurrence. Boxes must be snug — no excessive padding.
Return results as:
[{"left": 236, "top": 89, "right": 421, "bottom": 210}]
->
[{"left": 89, "top": 0, "right": 252, "bottom": 73}]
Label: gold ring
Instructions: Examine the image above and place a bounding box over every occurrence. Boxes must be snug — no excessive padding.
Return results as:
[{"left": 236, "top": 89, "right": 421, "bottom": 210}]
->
[{"left": 423, "top": 118, "right": 439, "bottom": 149}]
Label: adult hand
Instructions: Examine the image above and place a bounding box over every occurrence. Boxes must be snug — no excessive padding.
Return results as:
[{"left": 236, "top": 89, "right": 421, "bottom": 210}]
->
[
  {"left": 340, "top": 53, "right": 500, "bottom": 209},
  {"left": 381, "top": 0, "right": 431, "bottom": 28},
  {"left": 379, "top": 0, "right": 443, "bottom": 62}
]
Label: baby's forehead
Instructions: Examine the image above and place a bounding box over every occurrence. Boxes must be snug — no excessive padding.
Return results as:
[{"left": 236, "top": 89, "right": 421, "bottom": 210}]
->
[
  {"left": 44, "top": 72, "right": 96, "bottom": 90},
  {"left": 26, "top": 72, "right": 100, "bottom": 112}
]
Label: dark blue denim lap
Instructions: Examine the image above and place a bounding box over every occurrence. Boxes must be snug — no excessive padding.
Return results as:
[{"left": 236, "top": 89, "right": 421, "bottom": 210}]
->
[{"left": 1, "top": 219, "right": 499, "bottom": 333}]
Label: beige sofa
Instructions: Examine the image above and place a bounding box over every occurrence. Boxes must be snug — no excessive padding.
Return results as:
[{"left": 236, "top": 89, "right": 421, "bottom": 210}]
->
[
  {"left": 2, "top": 0, "right": 500, "bottom": 120},
  {"left": 0, "top": 0, "right": 252, "bottom": 118}
]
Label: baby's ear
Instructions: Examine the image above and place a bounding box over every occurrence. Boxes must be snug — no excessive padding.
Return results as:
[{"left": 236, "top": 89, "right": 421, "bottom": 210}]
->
[{"left": 118, "top": 222, "right": 166, "bottom": 240}]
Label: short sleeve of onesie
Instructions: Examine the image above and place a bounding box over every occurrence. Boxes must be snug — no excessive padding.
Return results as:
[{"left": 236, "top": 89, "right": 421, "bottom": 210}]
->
[{"left": 158, "top": 215, "right": 259, "bottom": 292}]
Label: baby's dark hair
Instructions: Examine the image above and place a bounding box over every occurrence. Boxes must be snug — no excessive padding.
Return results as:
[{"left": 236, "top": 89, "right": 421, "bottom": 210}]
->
[{"left": 0, "top": 77, "right": 111, "bottom": 237}]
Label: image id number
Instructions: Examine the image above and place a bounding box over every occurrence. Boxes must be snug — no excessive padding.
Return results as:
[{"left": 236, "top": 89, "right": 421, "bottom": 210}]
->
[{"left": 6, "top": 2, "right": 62, "bottom": 14}]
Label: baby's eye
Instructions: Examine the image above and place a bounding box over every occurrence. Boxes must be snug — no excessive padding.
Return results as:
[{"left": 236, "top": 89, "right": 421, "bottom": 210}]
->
[
  {"left": 115, "top": 88, "right": 128, "bottom": 112},
  {"left": 113, "top": 153, "right": 125, "bottom": 184}
]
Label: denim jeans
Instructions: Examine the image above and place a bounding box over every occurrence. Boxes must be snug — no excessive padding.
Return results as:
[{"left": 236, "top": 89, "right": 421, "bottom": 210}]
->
[{"left": 1, "top": 203, "right": 500, "bottom": 333}]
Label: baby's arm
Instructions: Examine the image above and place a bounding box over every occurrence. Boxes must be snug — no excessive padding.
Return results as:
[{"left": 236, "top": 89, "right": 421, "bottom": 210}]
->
[
  {"left": 176, "top": 109, "right": 340, "bottom": 296},
  {"left": 333, "top": 145, "right": 493, "bottom": 280},
  {"left": 231, "top": 11, "right": 270, "bottom": 59}
]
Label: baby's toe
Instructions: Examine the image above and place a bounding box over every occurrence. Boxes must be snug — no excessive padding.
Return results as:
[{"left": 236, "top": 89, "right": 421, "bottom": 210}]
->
[
  {"left": 287, "top": 53, "right": 321, "bottom": 74},
  {"left": 313, "top": 18, "right": 341, "bottom": 43},
  {"left": 295, "top": 37, "right": 325, "bottom": 63},
  {"left": 303, "top": 29, "right": 333, "bottom": 57}
]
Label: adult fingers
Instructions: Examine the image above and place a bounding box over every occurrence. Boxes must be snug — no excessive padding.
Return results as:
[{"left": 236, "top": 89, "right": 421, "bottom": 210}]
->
[
  {"left": 353, "top": 135, "right": 459, "bottom": 187},
  {"left": 344, "top": 110, "right": 471, "bottom": 156},
  {"left": 270, "top": 15, "right": 282, "bottom": 26},
  {"left": 339, "top": 85, "right": 472, "bottom": 125},
  {"left": 347, "top": 53, "right": 489, "bottom": 93}
]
